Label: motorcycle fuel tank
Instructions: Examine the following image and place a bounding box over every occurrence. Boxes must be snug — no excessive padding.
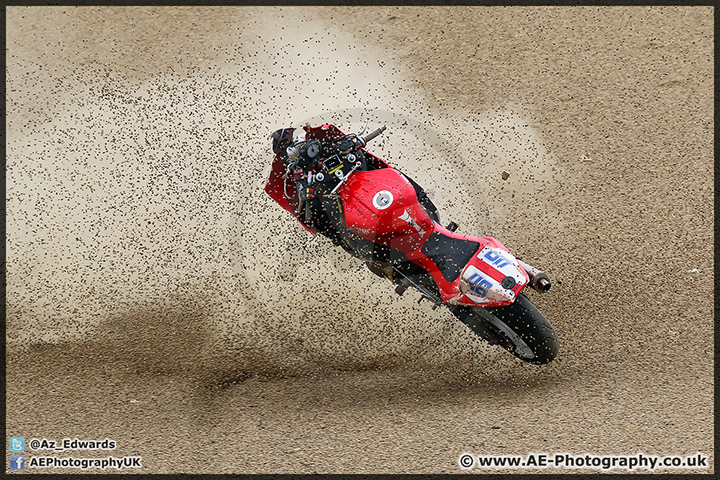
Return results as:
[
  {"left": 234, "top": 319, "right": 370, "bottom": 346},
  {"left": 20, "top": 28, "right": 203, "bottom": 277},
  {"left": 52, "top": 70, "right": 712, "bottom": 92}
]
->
[{"left": 338, "top": 168, "right": 433, "bottom": 252}]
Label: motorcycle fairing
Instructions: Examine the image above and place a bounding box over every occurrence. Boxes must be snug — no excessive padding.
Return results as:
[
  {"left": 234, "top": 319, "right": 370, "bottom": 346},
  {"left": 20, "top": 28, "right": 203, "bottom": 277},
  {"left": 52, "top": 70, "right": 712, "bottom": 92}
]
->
[
  {"left": 263, "top": 124, "right": 357, "bottom": 234},
  {"left": 264, "top": 153, "right": 317, "bottom": 234},
  {"left": 264, "top": 122, "right": 531, "bottom": 308},
  {"left": 404, "top": 226, "right": 529, "bottom": 307},
  {"left": 472, "top": 246, "right": 529, "bottom": 287},
  {"left": 264, "top": 123, "right": 391, "bottom": 235},
  {"left": 454, "top": 241, "right": 529, "bottom": 306},
  {"left": 338, "top": 168, "right": 434, "bottom": 253}
]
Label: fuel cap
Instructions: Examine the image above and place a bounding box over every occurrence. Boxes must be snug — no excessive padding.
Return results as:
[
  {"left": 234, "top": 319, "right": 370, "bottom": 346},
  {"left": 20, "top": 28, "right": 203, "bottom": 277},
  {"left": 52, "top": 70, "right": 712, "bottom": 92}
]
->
[{"left": 372, "top": 190, "right": 394, "bottom": 210}]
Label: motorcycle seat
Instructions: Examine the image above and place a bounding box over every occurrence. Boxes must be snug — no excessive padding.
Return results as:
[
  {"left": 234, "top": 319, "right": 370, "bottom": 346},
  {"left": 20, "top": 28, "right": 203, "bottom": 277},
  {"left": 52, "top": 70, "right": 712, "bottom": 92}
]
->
[{"left": 420, "top": 232, "right": 480, "bottom": 282}]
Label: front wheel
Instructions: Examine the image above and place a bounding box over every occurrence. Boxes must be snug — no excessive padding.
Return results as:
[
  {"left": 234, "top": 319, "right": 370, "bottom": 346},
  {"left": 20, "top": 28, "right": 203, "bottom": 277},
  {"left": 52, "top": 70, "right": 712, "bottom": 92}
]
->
[{"left": 452, "top": 294, "right": 559, "bottom": 364}]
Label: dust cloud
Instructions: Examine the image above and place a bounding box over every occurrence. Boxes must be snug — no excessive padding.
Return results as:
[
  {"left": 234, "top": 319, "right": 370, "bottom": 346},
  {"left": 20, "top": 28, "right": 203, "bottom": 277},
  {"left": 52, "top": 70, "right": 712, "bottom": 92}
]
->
[{"left": 6, "top": 7, "right": 560, "bottom": 382}]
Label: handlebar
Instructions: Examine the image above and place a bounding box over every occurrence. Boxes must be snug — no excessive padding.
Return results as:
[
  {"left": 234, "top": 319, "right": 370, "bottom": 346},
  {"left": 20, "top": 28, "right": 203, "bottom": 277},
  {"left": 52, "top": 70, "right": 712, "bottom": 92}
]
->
[{"left": 361, "top": 125, "right": 386, "bottom": 145}]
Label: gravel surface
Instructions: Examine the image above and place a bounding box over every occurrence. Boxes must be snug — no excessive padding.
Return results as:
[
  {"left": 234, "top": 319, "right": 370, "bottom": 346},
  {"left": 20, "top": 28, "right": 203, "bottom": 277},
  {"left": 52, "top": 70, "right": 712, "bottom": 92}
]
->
[{"left": 6, "top": 6, "right": 713, "bottom": 474}]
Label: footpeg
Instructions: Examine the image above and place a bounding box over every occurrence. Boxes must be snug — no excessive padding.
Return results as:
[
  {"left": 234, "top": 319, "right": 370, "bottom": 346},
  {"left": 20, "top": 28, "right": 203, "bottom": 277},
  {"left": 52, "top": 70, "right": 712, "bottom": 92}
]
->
[
  {"left": 446, "top": 221, "right": 458, "bottom": 232},
  {"left": 395, "top": 278, "right": 411, "bottom": 296},
  {"left": 417, "top": 294, "right": 440, "bottom": 309}
]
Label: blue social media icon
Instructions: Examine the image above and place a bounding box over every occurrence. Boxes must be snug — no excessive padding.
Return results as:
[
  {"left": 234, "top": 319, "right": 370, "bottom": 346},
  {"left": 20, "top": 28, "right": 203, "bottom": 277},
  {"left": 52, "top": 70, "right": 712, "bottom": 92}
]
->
[
  {"left": 9, "top": 454, "right": 25, "bottom": 470},
  {"left": 9, "top": 437, "right": 25, "bottom": 453}
]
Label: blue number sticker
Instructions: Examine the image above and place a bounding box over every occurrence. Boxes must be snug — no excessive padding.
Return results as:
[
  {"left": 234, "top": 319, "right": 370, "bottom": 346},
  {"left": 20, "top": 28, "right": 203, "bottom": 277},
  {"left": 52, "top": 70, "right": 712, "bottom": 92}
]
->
[
  {"left": 467, "top": 272, "right": 493, "bottom": 297},
  {"left": 484, "top": 250, "right": 511, "bottom": 269}
]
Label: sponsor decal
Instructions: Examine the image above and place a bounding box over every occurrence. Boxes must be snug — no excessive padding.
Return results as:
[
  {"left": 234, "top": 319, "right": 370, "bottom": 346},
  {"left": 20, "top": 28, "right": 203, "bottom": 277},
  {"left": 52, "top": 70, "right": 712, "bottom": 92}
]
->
[
  {"left": 399, "top": 209, "right": 426, "bottom": 236},
  {"left": 477, "top": 247, "right": 527, "bottom": 286}
]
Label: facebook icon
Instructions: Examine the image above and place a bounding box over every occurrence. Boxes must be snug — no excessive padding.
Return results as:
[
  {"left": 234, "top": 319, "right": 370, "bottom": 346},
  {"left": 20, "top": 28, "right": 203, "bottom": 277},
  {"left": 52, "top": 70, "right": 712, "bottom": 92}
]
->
[{"left": 9, "top": 454, "right": 25, "bottom": 470}]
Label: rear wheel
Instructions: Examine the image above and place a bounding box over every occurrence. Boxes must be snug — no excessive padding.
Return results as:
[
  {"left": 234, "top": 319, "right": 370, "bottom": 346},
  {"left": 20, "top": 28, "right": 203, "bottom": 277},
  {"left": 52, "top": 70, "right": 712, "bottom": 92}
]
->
[{"left": 452, "top": 294, "right": 559, "bottom": 364}]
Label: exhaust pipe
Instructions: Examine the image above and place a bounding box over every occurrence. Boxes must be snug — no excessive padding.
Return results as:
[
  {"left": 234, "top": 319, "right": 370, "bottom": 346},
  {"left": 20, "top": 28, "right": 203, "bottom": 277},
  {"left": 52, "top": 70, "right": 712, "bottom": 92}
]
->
[{"left": 517, "top": 259, "right": 552, "bottom": 293}]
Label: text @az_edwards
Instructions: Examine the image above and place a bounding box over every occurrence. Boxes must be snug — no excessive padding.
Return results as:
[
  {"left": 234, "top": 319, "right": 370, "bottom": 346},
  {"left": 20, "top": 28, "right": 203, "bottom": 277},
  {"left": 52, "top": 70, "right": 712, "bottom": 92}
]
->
[{"left": 28, "top": 438, "right": 116, "bottom": 452}]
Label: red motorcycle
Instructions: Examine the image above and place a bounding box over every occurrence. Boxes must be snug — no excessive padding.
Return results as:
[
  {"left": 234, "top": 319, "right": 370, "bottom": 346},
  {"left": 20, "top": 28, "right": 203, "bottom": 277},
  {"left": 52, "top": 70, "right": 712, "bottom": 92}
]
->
[{"left": 264, "top": 122, "right": 558, "bottom": 364}]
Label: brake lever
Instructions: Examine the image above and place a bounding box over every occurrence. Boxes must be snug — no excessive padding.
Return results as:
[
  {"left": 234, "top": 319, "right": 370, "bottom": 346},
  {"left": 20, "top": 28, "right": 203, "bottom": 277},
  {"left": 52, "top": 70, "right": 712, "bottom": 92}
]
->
[{"left": 357, "top": 119, "right": 369, "bottom": 136}]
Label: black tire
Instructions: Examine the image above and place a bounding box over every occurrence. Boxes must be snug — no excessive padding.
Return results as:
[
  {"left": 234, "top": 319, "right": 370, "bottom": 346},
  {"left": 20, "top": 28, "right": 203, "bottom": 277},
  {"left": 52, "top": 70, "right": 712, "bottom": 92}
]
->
[{"left": 457, "top": 294, "right": 559, "bottom": 364}]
